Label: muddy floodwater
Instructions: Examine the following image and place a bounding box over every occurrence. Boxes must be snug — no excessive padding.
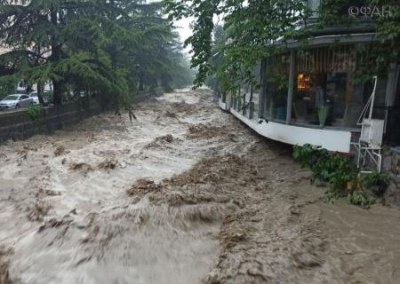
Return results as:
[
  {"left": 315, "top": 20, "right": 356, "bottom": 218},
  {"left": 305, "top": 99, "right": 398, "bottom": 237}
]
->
[{"left": 1, "top": 88, "right": 400, "bottom": 284}]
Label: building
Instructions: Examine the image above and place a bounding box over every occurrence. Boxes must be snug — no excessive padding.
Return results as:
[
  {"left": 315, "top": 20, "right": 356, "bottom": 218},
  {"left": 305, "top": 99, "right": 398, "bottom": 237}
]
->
[{"left": 218, "top": 0, "right": 400, "bottom": 153}]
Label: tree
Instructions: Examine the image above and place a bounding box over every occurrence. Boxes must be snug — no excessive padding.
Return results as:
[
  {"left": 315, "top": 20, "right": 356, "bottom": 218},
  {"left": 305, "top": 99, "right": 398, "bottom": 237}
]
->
[
  {"left": 165, "top": 0, "right": 311, "bottom": 90},
  {"left": 318, "top": 0, "right": 400, "bottom": 80},
  {"left": 0, "top": 0, "right": 193, "bottom": 115},
  {"left": 165, "top": 0, "right": 400, "bottom": 89}
]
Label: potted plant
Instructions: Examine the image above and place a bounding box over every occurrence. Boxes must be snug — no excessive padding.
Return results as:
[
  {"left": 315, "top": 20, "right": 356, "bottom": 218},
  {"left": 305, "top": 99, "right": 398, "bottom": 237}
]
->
[{"left": 318, "top": 105, "right": 329, "bottom": 127}]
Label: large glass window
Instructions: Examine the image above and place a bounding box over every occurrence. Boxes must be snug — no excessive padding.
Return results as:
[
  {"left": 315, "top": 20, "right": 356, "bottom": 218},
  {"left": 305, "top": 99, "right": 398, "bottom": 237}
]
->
[
  {"left": 291, "top": 45, "right": 387, "bottom": 128},
  {"left": 265, "top": 54, "right": 290, "bottom": 121}
]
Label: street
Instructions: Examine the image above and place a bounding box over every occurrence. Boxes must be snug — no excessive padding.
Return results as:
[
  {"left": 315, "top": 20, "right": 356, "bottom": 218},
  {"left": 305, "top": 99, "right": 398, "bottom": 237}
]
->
[{"left": 0, "top": 88, "right": 400, "bottom": 284}]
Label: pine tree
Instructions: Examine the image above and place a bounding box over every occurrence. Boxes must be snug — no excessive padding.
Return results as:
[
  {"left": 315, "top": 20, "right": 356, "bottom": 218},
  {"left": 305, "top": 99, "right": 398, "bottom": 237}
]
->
[{"left": 0, "top": 0, "right": 192, "bottom": 115}]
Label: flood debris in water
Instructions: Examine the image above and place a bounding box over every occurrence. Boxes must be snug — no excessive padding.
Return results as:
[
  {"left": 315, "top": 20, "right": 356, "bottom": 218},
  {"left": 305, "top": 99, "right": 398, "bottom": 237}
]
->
[
  {"left": 0, "top": 247, "right": 13, "bottom": 284},
  {"left": 0, "top": 88, "right": 400, "bottom": 284},
  {"left": 186, "top": 123, "right": 230, "bottom": 140},
  {"left": 97, "top": 158, "right": 119, "bottom": 170},
  {"left": 126, "top": 178, "right": 161, "bottom": 197},
  {"left": 54, "top": 145, "right": 66, "bottom": 157}
]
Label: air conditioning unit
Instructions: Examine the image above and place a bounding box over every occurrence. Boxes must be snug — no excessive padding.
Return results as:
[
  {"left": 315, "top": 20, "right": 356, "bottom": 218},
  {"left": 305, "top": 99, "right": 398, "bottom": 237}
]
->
[{"left": 360, "top": 119, "right": 384, "bottom": 148}]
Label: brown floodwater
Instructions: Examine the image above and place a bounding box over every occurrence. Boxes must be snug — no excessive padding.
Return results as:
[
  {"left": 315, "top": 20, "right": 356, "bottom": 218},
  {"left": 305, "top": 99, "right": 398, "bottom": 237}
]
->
[{"left": 0, "top": 88, "right": 399, "bottom": 284}]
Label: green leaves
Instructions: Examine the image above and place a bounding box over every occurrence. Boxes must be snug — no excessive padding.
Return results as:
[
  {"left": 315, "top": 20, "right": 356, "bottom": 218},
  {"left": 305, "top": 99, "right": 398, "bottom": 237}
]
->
[
  {"left": 293, "top": 144, "right": 383, "bottom": 208},
  {"left": 165, "top": 0, "right": 310, "bottom": 89},
  {"left": 293, "top": 144, "right": 358, "bottom": 189},
  {"left": 347, "top": 189, "right": 375, "bottom": 208},
  {"left": 0, "top": 0, "right": 192, "bottom": 113}
]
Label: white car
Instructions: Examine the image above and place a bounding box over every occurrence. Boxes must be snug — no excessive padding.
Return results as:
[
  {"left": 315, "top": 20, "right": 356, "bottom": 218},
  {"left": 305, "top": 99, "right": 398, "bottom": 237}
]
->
[
  {"left": 29, "top": 92, "right": 49, "bottom": 105},
  {"left": 0, "top": 94, "right": 33, "bottom": 110}
]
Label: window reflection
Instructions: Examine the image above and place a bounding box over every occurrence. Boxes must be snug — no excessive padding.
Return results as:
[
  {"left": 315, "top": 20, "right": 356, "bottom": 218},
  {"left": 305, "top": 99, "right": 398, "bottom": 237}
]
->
[{"left": 291, "top": 45, "right": 387, "bottom": 128}]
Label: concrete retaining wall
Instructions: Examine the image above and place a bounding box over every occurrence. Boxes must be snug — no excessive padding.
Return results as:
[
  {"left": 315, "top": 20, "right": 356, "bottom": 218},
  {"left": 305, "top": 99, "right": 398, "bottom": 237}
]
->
[
  {"left": 0, "top": 101, "right": 102, "bottom": 143},
  {"left": 0, "top": 88, "right": 163, "bottom": 144}
]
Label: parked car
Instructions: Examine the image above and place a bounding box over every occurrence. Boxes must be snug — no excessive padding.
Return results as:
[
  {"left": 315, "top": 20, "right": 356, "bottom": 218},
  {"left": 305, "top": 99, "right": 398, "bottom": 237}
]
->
[
  {"left": 0, "top": 94, "right": 33, "bottom": 110},
  {"left": 29, "top": 92, "right": 49, "bottom": 106}
]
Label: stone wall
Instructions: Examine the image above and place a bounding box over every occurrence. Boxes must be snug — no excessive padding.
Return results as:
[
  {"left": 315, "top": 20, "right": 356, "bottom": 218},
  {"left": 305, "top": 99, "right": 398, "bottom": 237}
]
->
[
  {"left": 0, "top": 101, "right": 102, "bottom": 144},
  {"left": 0, "top": 88, "right": 163, "bottom": 144},
  {"left": 383, "top": 148, "right": 400, "bottom": 206}
]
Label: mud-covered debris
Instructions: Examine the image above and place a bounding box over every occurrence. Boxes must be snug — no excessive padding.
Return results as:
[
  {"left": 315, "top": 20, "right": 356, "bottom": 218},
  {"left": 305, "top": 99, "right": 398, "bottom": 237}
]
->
[
  {"left": 164, "top": 155, "right": 256, "bottom": 187},
  {"left": 220, "top": 227, "right": 247, "bottom": 249},
  {"left": 156, "top": 111, "right": 179, "bottom": 120},
  {"left": 81, "top": 225, "right": 100, "bottom": 244},
  {"left": 16, "top": 150, "right": 28, "bottom": 160},
  {"left": 69, "top": 162, "right": 94, "bottom": 174},
  {"left": 170, "top": 101, "right": 197, "bottom": 113},
  {"left": 165, "top": 134, "right": 174, "bottom": 143},
  {"left": 293, "top": 252, "right": 322, "bottom": 268},
  {"left": 97, "top": 158, "right": 119, "bottom": 170},
  {"left": 0, "top": 247, "right": 13, "bottom": 284},
  {"left": 61, "top": 158, "right": 67, "bottom": 165},
  {"left": 27, "top": 201, "right": 52, "bottom": 222},
  {"left": 54, "top": 145, "right": 66, "bottom": 156},
  {"left": 35, "top": 188, "right": 62, "bottom": 198},
  {"left": 144, "top": 134, "right": 177, "bottom": 149},
  {"left": 127, "top": 178, "right": 161, "bottom": 196},
  {"left": 24, "top": 145, "right": 38, "bottom": 152},
  {"left": 289, "top": 205, "right": 300, "bottom": 215},
  {"left": 38, "top": 217, "right": 74, "bottom": 233},
  {"left": 186, "top": 124, "right": 229, "bottom": 139}
]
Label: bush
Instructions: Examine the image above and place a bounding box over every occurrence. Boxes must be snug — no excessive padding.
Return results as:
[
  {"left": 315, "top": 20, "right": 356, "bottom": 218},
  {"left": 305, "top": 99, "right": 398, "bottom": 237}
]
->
[
  {"left": 26, "top": 104, "right": 45, "bottom": 123},
  {"left": 347, "top": 189, "right": 375, "bottom": 208},
  {"left": 312, "top": 154, "right": 357, "bottom": 189},
  {"left": 293, "top": 144, "right": 357, "bottom": 189},
  {"left": 362, "top": 172, "right": 390, "bottom": 196},
  {"left": 293, "top": 144, "right": 376, "bottom": 208},
  {"left": 293, "top": 144, "right": 328, "bottom": 169}
]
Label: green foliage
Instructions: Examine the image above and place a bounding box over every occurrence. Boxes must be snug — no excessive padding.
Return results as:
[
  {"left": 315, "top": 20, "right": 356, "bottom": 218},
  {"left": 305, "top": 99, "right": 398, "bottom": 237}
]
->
[
  {"left": 362, "top": 172, "right": 390, "bottom": 196},
  {"left": 347, "top": 189, "right": 375, "bottom": 208},
  {"left": 293, "top": 144, "right": 383, "bottom": 208},
  {"left": 0, "top": 81, "right": 15, "bottom": 99},
  {"left": 293, "top": 144, "right": 328, "bottom": 169},
  {"left": 293, "top": 144, "right": 357, "bottom": 188},
  {"left": 166, "top": 0, "right": 399, "bottom": 93},
  {"left": 318, "top": 0, "right": 400, "bottom": 78},
  {"left": 323, "top": 187, "right": 343, "bottom": 204},
  {"left": 363, "top": 171, "right": 390, "bottom": 187},
  {"left": 0, "top": 0, "right": 192, "bottom": 116},
  {"left": 165, "top": 0, "right": 311, "bottom": 89},
  {"left": 312, "top": 154, "right": 357, "bottom": 189},
  {"left": 26, "top": 104, "right": 45, "bottom": 123}
]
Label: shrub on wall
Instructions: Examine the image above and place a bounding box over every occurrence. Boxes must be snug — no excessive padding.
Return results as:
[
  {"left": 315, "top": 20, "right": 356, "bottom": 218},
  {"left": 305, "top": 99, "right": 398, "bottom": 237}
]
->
[
  {"left": 293, "top": 144, "right": 385, "bottom": 208},
  {"left": 26, "top": 104, "right": 46, "bottom": 124}
]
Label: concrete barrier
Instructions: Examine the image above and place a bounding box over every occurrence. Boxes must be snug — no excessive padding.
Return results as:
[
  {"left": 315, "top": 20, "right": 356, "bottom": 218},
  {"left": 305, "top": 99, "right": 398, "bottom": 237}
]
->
[
  {"left": 0, "top": 88, "right": 163, "bottom": 144},
  {"left": 0, "top": 101, "right": 101, "bottom": 143}
]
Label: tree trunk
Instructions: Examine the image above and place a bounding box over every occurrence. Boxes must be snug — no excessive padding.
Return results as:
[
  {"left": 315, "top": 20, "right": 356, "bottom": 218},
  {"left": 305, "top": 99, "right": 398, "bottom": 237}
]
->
[
  {"left": 37, "top": 82, "right": 45, "bottom": 105},
  {"left": 139, "top": 72, "right": 144, "bottom": 91},
  {"left": 52, "top": 80, "right": 62, "bottom": 105},
  {"left": 50, "top": 6, "right": 63, "bottom": 105}
]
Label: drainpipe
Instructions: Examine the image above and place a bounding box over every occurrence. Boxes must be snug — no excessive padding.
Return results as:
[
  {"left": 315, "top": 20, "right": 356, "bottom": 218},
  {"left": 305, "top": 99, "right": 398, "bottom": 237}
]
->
[{"left": 286, "top": 50, "right": 296, "bottom": 124}]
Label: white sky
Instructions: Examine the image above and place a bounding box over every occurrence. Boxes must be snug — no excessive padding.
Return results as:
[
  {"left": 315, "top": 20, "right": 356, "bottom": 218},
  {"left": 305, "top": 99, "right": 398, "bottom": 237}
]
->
[
  {"left": 146, "top": 0, "right": 194, "bottom": 53},
  {"left": 175, "top": 17, "right": 194, "bottom": 54},
  {"left": 175, "top": 17, "right": 194, "bottom": 43}
]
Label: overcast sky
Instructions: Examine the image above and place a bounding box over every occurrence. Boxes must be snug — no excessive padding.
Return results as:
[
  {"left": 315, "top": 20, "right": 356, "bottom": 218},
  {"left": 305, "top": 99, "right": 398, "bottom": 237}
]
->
[
  {"left": 175, "top": 17, "right": 193, "bottom": 43},
  {"left": 146, "top": 0, "right": 193, "bottom": 53}
]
